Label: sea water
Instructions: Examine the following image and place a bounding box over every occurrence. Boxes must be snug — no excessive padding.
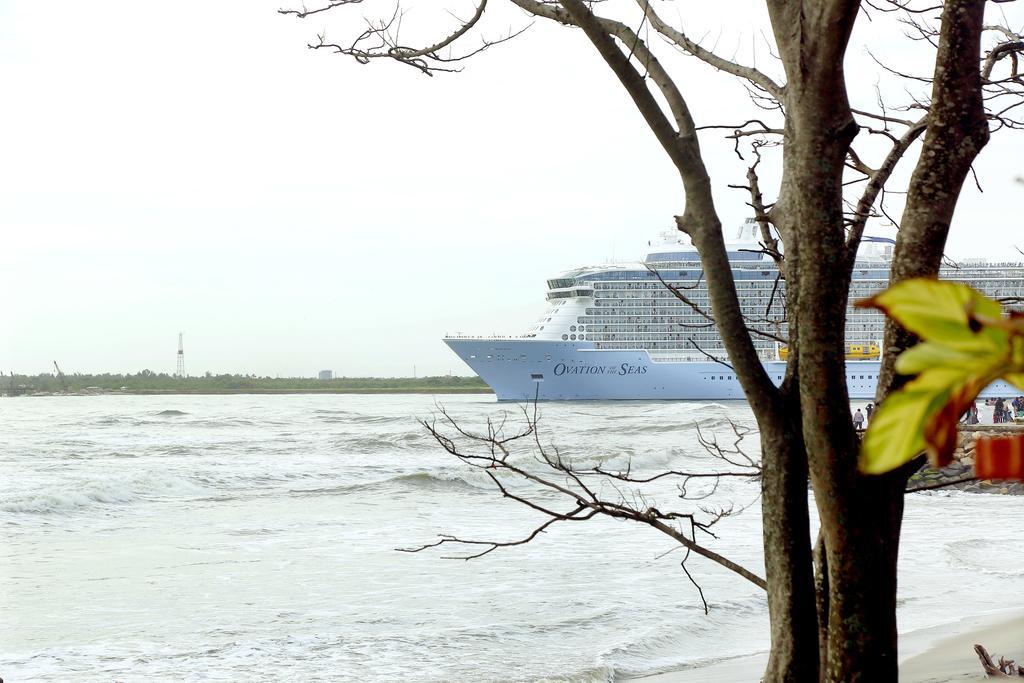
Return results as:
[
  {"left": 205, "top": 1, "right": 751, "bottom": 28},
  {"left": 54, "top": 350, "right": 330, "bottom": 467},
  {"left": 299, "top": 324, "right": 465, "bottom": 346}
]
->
[{"left": 3, "top": 395, "right": 1023, "bottom": 681}]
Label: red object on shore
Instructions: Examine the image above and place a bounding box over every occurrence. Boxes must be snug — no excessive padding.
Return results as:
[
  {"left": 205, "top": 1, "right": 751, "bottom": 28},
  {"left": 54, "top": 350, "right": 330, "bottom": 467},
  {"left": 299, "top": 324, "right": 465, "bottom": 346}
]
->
[{"left": 975, "top": 436, "right": 1024, "bottom": 480}]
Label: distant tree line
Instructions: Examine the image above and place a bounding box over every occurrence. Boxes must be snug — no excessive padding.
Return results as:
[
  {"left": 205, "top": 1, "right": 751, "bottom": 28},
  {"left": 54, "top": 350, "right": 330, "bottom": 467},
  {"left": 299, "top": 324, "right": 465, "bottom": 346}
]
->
[{"left": 5, "top": 371, "right": 489, "bottom": 394}]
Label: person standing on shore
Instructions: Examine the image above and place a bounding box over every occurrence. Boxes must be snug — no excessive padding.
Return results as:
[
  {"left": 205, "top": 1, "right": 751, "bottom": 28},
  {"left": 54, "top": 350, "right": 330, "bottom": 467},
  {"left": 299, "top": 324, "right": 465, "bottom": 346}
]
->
[
  {"left": 853, "top": 409, "right": 865, "bottom": 431},
  {"left": 865, "top": 403, "right": 875, "bottom": 424}
]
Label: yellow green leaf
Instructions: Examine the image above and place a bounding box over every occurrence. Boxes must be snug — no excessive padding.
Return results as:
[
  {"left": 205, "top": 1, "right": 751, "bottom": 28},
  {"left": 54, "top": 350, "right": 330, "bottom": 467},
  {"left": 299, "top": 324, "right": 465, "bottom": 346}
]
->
[
  {"left": 1011, "top": 336, "right": 1024, "bottom": 368},
  {"left": 857, "top": 279, "right": 1006, "bottom": 352},
  {"left": 861, "top": 362, "right": 1005, "bottom": 474},
  {"left": 923, "top": 376, "right": 987, "bottom": 468},
  {"left": 859, "top": 365, "right": 974, "bottom": 474},
  {"left": 860, "top": 388, "right": 938, "bottom": 474},
  {"left": 894, "top": 342, "right": 999, "bottom": 376}
]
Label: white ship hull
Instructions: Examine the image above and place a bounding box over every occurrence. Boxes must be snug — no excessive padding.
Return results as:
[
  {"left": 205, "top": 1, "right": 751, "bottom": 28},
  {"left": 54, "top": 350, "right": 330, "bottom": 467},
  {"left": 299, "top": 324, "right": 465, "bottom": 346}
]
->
[
  {"left": 447, "top": 339, "right": 1021, "bottom": 402},
  {"left": 445, "top": 339, "right": 872, "bottom": 400}
]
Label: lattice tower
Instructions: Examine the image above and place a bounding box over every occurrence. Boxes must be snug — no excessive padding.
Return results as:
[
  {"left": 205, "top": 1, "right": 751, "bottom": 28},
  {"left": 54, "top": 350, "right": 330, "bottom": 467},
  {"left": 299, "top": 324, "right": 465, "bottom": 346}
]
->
[{"left": 176, "top": 333, "right": 185, "bottom": 377}]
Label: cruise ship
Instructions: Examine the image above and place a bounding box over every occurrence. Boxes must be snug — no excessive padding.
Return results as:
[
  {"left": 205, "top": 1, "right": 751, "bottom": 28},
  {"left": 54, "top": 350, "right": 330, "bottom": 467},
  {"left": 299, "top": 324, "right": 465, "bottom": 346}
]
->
[{"left": 445, "top": 220, "right": 1024, "bottom": 400}]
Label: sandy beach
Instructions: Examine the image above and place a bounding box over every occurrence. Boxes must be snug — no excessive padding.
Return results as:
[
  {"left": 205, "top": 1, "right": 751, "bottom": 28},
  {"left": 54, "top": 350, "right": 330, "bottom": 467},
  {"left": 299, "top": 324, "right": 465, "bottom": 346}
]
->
[{"left": 628, "top": 610, "right": 1024, "bottom": 682}]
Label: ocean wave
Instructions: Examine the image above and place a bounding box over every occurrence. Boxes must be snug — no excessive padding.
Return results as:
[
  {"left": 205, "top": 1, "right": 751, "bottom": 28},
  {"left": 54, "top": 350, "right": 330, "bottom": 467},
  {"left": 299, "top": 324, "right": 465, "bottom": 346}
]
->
[
  {"left": 94, "top": 415, "right": 130, "bottom": 425},
  {"left": 510, "top": 440, "right": 754, "bottom": 476},
  {"left": 392, "top": 470, "right": 493, "bottom": 491},
  {"left": 226, "top": 527, "right": 276, "bottom": 536},
  {"left": 946, "top": 538, "right": 1024, "bottom": 577},
  {"left": 121, "top": 417, "right": 262, "bottom": 430},
  {"left": 2, "top": 473, "right": 207, "bottom": 515},
  {"left": 588, "top": 422, "right": 690, "bottom": 435},
  {"left": 314, "top": 412, "right": 409, "bottom": 426},
  {"left": 185, "top": 418, "right": 259, "bottom": 428},
  {"left": 579, "top": 415, "right": 738, "bottom": 438},
  {"left": 538, "top": 663, "right": 615, "bottom": 682},
  {"left": 596, "top": 628, "right": 697, "bottom": 678},
  {"left": 91, "top": 412, "right": 265, "bottom": 429},
  {"left": 597, "top": 596, "right": 767, "bottom": 679},
  {"left": 331, "top": 432, "right": 430, "bottom": 454},
  {"left": 289, "top": 470, "right": 488, "bottom": 498},
  {"left": 572, "top": 402, "right": 729, "bottom": 419}
]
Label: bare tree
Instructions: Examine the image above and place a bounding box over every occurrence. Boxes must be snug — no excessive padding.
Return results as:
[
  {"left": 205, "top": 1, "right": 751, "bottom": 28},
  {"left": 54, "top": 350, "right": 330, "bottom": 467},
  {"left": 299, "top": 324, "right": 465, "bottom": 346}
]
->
[
  {"left": 405, "top": 404, "right": 765, "bottom": 613},
  {"left": 280, "top": 1, "right": 1024, "bottom": 680}
]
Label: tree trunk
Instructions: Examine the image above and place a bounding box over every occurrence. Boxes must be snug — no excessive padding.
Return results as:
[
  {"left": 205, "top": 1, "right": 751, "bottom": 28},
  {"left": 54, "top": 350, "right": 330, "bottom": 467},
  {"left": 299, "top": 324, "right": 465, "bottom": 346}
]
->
[
  {"left": 782, "top": 65, "right": 907, "bottom": 681},
  {"left": 791, "top": 156, "right": 905, "bottom": 680},
  {"left": 820, "top": 473, "right": 906, "bottom": 681},
  {"left": 760, "top": 397, "right": 819, "bottom": 682},
  {"left": 812, "top": 529, "right": 829, "bottom": 680}
]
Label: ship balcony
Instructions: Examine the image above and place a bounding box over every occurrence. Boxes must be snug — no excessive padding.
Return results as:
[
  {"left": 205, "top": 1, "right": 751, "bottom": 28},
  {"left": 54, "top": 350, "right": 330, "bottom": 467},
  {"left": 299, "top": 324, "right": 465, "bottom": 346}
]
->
[
  {"left": 546, "top": 288, "right": 594, "bottom": 301},
  {"left": 444, "top": 334, "right": 537, "bottom": 340}
]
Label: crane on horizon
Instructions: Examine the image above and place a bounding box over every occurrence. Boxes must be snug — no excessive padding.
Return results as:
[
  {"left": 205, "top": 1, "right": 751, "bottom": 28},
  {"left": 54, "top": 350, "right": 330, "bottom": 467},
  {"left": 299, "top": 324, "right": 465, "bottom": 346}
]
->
[{"left": 53, "top": 361, "right": 68, "bottom": 393}]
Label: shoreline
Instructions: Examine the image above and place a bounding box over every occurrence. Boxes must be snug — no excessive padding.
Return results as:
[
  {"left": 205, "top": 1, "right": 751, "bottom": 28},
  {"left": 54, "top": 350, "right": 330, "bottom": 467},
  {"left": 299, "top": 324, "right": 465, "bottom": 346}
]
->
[
  {"left": 3, "top": 388, "right": 494, "bottom": 397},
  {"left": 626, "top": 609, "right": 1024, "bottom": 682},
  {"left": 120, "top": 388, "right": 494, "bottom": 395}
]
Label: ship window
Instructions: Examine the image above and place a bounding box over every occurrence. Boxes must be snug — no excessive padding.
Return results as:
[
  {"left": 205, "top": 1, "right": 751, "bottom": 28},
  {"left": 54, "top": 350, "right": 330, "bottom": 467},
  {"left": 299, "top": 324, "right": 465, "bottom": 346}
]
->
[
  {"left": 570, "top": 334, "right": 577, "bottom": 340},
  {"left": 579, "top": 325, "right": 586, "bottom": 331},
  {"left": 580, "top": 335, "right": 585, "bottom": 340},
  {"left": 719, "top": 376, "right": 724, "bottom": 380},
  {"left": 562, "top": 334, "right": 568, "bottom": 340},
  {"left": 570, "top": 325, "right": 577, "bottom": 332}
]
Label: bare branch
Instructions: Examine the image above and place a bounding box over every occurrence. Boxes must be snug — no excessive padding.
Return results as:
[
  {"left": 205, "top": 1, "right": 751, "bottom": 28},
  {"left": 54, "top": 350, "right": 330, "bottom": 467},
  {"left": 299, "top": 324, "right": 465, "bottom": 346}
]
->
[
  {"left": 983, "top": 39, "right": 1024, "bottom": 82},
  {"left": 745, "top": 145, "right": 784, "bottom": 271},
  {"left": 391, "top": 0, "right": 490, "bottom": 60},
  {"left": 284, "top": 0, "right": 529, "bottom": 75},
  {"left": 411, "top": 404, "right": 768, "bottom": 591},
  {"left": 635, "top": 0, "right": 785, "bottom": 99},
  {"left": 278, "top": 0, "right": 365, "bottom": 19},
  {"left": 845, "top": 115, "right": 927, "bottom": 260},
  {"left": 681, "top": 549, "right": 709, "bottom": 614},
  {"left": 695, "top": 119, "right": 781, "bottom": 134}
]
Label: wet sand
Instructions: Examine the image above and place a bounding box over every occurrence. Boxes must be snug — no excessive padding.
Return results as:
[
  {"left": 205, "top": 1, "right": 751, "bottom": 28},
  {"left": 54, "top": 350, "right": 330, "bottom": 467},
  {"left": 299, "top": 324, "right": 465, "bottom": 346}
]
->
[{"left": 626, "top": 610, "right": 1024, "bottom": 682}]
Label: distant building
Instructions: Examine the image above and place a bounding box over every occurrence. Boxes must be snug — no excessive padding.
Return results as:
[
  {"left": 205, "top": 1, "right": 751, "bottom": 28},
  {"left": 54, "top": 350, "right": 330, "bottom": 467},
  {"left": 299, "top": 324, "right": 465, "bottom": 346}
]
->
[{"left": 318, "top": 370, "right": 333, "bottom": 380}]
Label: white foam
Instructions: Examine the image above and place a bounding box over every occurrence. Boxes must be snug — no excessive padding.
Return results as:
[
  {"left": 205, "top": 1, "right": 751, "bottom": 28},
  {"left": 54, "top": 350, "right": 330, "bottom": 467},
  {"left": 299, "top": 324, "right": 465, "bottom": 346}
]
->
[{"left": 2, "top": 473, "right": 207, "bottom": 515}]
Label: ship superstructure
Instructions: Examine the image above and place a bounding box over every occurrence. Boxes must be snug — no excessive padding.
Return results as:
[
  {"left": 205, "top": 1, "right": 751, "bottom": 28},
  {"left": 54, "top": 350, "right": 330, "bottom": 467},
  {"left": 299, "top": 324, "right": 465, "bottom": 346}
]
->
[{"left": 445, "top": 221, "right": 1024, "bottom": 400}]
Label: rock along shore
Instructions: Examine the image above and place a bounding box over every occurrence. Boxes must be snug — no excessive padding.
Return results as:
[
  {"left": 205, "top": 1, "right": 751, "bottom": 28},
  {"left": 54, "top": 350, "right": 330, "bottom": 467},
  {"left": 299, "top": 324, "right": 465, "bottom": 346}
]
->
[{"left": 907, "top": 424, "right": 1024, "bottom": 495}]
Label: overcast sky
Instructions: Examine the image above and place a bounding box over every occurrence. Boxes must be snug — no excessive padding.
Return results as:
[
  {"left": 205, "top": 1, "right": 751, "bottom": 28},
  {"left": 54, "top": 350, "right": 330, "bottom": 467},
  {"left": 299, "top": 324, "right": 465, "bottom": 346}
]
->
[{"left": 2, "top": 1, "right": 1021, "bottom": 377}]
